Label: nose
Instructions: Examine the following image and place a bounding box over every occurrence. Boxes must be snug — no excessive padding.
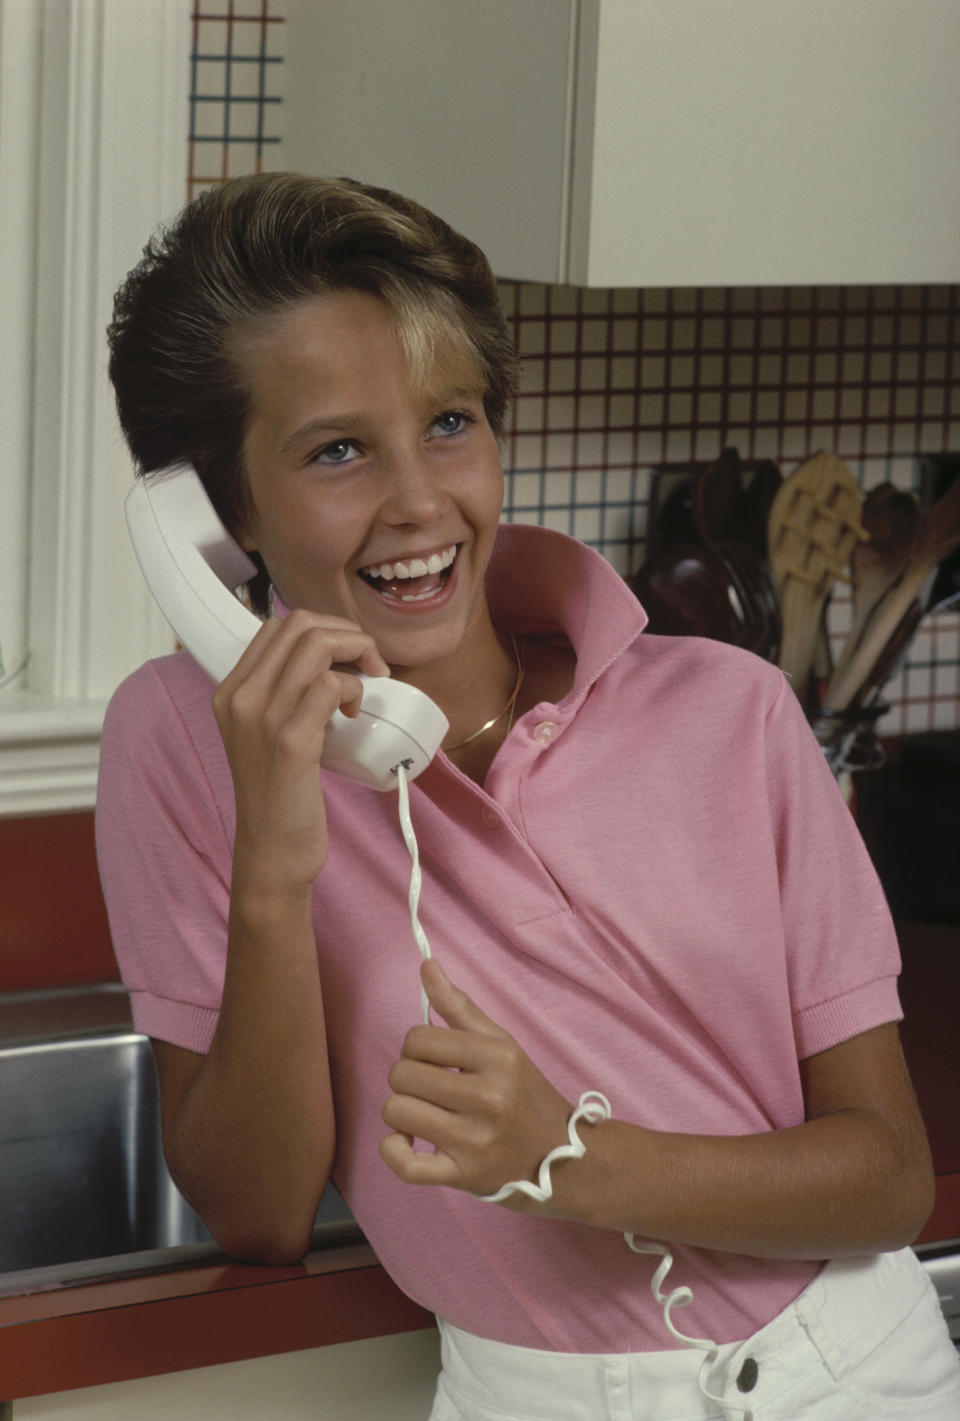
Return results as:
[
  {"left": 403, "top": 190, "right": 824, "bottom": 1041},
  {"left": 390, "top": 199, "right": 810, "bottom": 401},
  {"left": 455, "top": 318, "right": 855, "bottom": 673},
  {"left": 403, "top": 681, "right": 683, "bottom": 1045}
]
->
[{"left": 379, "top": 448, "right": 448, "bottom": 526}]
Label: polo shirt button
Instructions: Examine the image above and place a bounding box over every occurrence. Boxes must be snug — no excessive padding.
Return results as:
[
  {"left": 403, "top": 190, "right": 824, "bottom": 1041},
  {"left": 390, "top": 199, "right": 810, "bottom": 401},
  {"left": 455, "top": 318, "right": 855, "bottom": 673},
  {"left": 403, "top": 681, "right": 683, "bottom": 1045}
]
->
[
  {"left": 736, "top": 1357, "right": 759, "bottom": 1393},
  {"left": 481, "top": 807, "right": 502, "bottom": 829},
  {"left": 533, "top": 720, "right": 559, "bottom": 743}
]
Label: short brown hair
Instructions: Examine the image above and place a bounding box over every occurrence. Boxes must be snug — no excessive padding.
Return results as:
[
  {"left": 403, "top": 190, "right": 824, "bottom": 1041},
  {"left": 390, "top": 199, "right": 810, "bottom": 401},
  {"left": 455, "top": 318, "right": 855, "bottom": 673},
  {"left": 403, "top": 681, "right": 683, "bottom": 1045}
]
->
[{"left": 107, "top": 173, "right": 519, "bottom": 610}]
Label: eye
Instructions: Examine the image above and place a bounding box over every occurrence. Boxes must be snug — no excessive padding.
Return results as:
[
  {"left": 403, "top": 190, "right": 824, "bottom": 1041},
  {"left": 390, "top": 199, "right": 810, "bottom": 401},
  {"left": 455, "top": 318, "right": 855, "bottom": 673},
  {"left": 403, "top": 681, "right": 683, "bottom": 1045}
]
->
[
  {"left": 311, "top": 438, "right": 360, "bottom": 466},
  {"left": 429, "top": 409, "right": 476, "bottom": 438}
]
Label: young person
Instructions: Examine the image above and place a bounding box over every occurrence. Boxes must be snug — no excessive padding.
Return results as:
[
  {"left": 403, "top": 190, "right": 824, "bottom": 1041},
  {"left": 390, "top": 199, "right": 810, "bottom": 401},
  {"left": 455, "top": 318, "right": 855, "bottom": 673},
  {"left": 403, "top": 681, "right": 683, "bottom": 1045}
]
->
[{"left": 97, "top": 173, "right": 960, "bottom": 1418}]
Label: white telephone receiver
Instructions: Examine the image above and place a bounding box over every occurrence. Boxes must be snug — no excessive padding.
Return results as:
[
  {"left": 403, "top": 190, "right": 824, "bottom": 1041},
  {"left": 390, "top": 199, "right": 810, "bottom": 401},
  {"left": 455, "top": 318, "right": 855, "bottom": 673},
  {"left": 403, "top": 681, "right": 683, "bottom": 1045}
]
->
[{"left": 124, "top": 464, "right": 448, "bottom": 791}]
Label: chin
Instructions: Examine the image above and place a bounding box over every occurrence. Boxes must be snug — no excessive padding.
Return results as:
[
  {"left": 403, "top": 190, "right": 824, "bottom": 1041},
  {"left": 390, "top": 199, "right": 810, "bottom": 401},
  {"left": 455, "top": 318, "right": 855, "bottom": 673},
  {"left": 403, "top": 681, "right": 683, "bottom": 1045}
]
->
[{"left": 383, "top": 624, "right": 471, "bottom": 672}]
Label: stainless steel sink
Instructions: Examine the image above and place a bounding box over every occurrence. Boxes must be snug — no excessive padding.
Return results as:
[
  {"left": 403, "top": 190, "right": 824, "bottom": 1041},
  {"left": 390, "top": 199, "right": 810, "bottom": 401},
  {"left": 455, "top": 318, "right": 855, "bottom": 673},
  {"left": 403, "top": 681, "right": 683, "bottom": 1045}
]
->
[
  {"left": 0, "top": 995, "right": 359, "bottom": 1289},
  {"left": 0, "top": 1028, "right": 211, "bottom": 1274}
]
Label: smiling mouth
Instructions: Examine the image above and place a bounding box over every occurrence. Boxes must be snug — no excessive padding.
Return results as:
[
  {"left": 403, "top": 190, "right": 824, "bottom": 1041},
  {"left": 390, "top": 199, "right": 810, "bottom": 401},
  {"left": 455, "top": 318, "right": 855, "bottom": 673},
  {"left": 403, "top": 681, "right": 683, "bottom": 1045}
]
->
[{"left": 357, "top": 544, "right": 459, "bottom": 603}]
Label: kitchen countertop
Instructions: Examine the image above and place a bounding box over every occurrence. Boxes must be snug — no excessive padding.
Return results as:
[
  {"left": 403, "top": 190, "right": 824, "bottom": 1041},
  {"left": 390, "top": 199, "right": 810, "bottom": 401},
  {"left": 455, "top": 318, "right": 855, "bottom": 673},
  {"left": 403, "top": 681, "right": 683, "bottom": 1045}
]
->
[
  {"left": 0, "top": 1241, "right": 433, "bottom": 1400},
  {"left": 0, "top": 981, "right": 132, "bottom": 1045}
]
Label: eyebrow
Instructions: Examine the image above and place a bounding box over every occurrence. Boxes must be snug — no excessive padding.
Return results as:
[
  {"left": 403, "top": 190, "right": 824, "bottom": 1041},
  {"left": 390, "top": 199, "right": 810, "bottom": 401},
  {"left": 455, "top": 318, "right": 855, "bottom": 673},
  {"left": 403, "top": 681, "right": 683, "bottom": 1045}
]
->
[{"left": 279, "top": 416, "right": 361, "bottom": 455}]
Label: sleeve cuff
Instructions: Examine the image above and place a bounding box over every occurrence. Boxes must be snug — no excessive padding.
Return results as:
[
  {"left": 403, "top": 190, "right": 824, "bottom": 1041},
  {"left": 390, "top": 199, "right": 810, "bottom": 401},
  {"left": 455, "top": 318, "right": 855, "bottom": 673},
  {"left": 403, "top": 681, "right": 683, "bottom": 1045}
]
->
[
  {"left": 129, "top": 990, "right": 219, "bottom": 1055},
  {"left": 793, "top": 975, "right": 903, "bottom": 1060}
]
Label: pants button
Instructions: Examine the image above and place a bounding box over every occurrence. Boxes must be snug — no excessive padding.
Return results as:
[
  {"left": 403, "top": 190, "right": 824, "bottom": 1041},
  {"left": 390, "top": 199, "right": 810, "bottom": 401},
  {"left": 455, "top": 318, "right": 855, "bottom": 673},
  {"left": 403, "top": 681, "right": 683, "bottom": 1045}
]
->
[{"left": 736, "top": 1357, "right": 759, "bottom": 1392}]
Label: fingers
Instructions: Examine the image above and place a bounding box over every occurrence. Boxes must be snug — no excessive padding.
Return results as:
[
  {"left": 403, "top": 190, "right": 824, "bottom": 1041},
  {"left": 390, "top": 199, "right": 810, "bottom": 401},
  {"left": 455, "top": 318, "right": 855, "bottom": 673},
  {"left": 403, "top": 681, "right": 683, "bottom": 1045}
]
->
[
  {"left": 381, "top": 975, "right": 522, "bottom": 1193},
  {"left": 212, "top": 612, "right": 390, "bottom": 887},
  {"left": 223, "top": 611, "right": 388, "bottom": 705},
  {"left": 380, "top": 1074, "right": 509, "bottom": 1196},
  {"left": 419, "top": 958, "right": 510, "bottom": 1038},
  {"left": 214, "top": 612, "right": 390, "bottom": 754},
  {"left": 380, "top": 963, "right": 575, "bottom": 1199},
  {"left": 379, "top": 1132, "right": 460, "bottom": 1188},
  {"left": 387, "top": 1038, "right": 520, "bottom": 1113}
]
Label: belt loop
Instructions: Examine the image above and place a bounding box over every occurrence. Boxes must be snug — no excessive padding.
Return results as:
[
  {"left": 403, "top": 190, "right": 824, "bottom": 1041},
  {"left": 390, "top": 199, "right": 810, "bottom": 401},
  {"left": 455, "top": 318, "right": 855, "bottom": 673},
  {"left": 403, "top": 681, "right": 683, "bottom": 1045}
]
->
[{"left": 794, "top": 1279, "right": 849, "bottom": 1384}]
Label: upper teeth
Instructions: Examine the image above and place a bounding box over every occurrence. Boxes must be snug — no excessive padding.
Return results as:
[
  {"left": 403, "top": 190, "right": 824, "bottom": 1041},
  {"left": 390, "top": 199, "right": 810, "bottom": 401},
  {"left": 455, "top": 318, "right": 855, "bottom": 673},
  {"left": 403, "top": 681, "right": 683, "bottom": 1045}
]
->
[{"left": 362, "top": 545, "right": 457, "bottom": 580}]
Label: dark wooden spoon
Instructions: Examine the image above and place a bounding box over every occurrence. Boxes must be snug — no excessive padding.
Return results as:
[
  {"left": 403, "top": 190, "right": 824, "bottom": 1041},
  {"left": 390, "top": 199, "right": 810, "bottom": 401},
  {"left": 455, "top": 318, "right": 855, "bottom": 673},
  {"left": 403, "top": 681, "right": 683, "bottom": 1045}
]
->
[{"left": 826, "top": 483, "right": 921, "bottom": 699}]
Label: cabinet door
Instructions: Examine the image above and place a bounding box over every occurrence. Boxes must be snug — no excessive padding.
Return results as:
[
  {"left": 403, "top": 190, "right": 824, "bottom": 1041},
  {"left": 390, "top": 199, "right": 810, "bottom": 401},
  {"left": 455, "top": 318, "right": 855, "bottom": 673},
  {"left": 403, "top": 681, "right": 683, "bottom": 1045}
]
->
[
  {"left": 572, "top": 0, "right": 960, "bottom": 286},
  {"left": 283, "top": 0, "right": 578, "bottom": 284}
]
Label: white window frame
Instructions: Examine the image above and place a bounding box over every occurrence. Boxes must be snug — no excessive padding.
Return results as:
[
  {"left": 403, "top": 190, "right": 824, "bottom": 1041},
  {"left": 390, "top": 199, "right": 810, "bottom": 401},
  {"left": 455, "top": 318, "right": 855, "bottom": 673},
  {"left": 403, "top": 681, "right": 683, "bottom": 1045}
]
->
[{"left": 0, "top": 0, "right": 190, "bottom": 816}]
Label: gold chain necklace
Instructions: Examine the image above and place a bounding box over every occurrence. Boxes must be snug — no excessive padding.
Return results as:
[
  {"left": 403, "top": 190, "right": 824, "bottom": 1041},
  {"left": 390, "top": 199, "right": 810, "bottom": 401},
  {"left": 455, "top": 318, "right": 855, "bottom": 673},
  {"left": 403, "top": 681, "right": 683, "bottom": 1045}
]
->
[{"left": 445, "top": 634, "right": 526, "bottom": 752}]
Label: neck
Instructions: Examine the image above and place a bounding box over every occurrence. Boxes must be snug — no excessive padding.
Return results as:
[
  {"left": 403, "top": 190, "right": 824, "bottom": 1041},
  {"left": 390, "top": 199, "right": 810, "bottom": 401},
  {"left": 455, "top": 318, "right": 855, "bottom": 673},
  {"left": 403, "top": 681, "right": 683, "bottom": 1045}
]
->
[
  {"left": 391, "top": 616, "right": 517, "bottom": 753},
  {"left": 444, "top": 632, "right": 524, "bottom": 752}
]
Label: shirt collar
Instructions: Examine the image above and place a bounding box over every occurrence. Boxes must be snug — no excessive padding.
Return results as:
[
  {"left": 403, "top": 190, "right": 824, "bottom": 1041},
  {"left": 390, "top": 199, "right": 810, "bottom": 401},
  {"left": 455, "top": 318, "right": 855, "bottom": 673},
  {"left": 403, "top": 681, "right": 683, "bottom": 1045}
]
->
[{"left": 485, "top": 522, "right": 647, "bottom": 709}]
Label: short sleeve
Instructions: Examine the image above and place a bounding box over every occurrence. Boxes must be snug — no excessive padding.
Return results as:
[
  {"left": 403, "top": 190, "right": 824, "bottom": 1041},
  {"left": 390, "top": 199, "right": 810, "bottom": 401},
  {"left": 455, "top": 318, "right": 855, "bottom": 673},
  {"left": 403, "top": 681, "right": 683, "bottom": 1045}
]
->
[
  {"left": 95, "top": 660, "right": 233, "bottom": 1053},
  {"left": 762, "top": 676, "right": 902, "bottom": 1058}
]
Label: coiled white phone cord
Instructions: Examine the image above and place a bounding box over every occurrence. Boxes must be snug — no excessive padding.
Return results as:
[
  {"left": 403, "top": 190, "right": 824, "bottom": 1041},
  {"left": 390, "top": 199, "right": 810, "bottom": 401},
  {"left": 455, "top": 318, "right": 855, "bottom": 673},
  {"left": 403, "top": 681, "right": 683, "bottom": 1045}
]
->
[
  {"left": 393, "top": 765, "right": 751, "bottom": 1420},
  {"left": 479, "top": 1091, "right": 612, "bottom": 1205}
]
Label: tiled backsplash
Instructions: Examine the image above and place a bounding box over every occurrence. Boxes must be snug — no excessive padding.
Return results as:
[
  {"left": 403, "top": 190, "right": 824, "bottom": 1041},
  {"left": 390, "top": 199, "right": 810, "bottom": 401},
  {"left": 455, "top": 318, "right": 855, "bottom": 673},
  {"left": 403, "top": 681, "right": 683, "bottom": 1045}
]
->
[
  {"left": 498, "top": 281, "right": 960, "bottom": 735},
  {"left": 189, "top": 2, "right": 959, "bottom": 736},
  {"left": 188, "top": 1, "right": 283, "bottom": 198}
]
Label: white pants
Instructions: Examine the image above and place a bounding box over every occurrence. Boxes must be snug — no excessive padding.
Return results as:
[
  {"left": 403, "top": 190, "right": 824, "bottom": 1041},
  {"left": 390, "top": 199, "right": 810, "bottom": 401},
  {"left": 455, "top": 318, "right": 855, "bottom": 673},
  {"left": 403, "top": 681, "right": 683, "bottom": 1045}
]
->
[{"left": 428, "top": 1248, "right": 960, "bottom": 1420}]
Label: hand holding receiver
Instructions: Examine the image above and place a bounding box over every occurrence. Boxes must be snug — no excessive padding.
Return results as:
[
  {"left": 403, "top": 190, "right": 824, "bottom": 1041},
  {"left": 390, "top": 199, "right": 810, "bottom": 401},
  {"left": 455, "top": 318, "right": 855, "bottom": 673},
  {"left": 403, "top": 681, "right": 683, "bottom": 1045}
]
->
[{"left": 125, "top": 465, "right": 448, "bottom": 790}]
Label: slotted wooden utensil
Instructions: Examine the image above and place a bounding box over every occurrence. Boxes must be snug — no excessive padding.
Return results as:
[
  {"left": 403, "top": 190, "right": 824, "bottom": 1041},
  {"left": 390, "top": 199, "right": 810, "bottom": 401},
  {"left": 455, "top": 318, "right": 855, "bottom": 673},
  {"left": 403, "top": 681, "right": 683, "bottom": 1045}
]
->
[{"left": 767, "top": 453, "right": 867, "bottom": 701}]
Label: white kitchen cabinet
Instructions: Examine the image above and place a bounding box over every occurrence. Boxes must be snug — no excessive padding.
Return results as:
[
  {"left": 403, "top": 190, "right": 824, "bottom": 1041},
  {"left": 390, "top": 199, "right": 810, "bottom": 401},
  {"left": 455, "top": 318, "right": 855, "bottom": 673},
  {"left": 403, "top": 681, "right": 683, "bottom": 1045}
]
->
[
  {"left": 13, "top": 1328, "right": 441, "bottom": 1420},
  {"left": 283, "top": 0, "right": 960, "bottom": 287}
]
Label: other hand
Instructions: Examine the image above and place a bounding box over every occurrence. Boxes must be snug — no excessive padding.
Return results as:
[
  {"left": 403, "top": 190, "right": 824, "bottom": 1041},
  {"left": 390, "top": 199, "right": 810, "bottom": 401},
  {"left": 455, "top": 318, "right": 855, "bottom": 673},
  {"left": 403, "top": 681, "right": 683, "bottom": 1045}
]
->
[{"left": 380, "top": 958, "right": 573, "bottom": 1205}]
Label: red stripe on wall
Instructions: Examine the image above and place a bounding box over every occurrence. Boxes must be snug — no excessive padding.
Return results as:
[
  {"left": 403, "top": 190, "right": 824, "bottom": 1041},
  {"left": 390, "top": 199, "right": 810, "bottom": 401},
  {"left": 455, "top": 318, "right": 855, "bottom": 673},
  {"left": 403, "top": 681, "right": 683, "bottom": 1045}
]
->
[{"left": 0, "top": 813, "right": 118, "bottom": 992}]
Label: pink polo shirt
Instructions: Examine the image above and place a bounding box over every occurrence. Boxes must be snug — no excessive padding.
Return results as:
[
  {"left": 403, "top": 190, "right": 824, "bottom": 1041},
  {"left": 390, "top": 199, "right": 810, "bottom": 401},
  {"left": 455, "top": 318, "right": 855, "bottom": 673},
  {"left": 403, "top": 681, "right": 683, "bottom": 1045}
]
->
[{"left": 96, "top": 522, "right": 902, "bottom": 1353}]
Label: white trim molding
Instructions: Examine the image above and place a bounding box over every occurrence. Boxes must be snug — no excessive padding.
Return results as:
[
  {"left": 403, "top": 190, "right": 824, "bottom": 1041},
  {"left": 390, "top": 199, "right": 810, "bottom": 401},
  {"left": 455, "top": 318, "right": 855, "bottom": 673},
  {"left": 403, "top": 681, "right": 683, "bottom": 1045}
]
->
[
  {"left": 0, "top": 694, "right": 107, "bottom": 818},
  {"left": 0, "top": 0, "right": 189, "bottom": 817}
]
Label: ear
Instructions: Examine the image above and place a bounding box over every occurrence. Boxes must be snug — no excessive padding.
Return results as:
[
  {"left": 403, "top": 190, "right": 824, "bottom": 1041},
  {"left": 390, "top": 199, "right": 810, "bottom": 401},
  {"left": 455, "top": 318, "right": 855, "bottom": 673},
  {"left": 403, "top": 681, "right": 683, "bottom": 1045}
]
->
[{"left": 233, "top": 500, "right": 259, "bottom": 554}]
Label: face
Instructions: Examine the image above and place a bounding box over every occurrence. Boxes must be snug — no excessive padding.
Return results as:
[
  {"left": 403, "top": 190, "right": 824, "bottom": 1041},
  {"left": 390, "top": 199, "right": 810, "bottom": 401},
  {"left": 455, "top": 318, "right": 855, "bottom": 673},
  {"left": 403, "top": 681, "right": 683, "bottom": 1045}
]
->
[{"left": 236, "top": 288, "right": 505, "bottom": 672}]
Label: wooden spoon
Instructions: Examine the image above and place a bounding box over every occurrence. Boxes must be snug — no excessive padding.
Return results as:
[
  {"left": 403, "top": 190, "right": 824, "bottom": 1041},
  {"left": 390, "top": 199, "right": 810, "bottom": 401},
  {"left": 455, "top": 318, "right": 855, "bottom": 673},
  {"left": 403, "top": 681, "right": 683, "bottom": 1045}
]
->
[
  {"left": 824, "top": 484, "right": 921, "bottom": 701},
  {"left": 734, "top": 459, "right": 783, "bottom": 557},
  {"left": 767, "top": 453, "right": 867, "bottom": 703},
  {"left": 693, "top": 447, "right": 743, "bottom": 546}
]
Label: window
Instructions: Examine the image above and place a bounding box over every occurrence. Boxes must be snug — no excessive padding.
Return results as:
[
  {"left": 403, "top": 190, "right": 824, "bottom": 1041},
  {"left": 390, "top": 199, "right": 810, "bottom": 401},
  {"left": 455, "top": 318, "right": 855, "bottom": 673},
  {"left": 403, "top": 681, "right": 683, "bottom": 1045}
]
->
[{"left": 0, "top": 0, "right": 190, "bottom": 815}]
